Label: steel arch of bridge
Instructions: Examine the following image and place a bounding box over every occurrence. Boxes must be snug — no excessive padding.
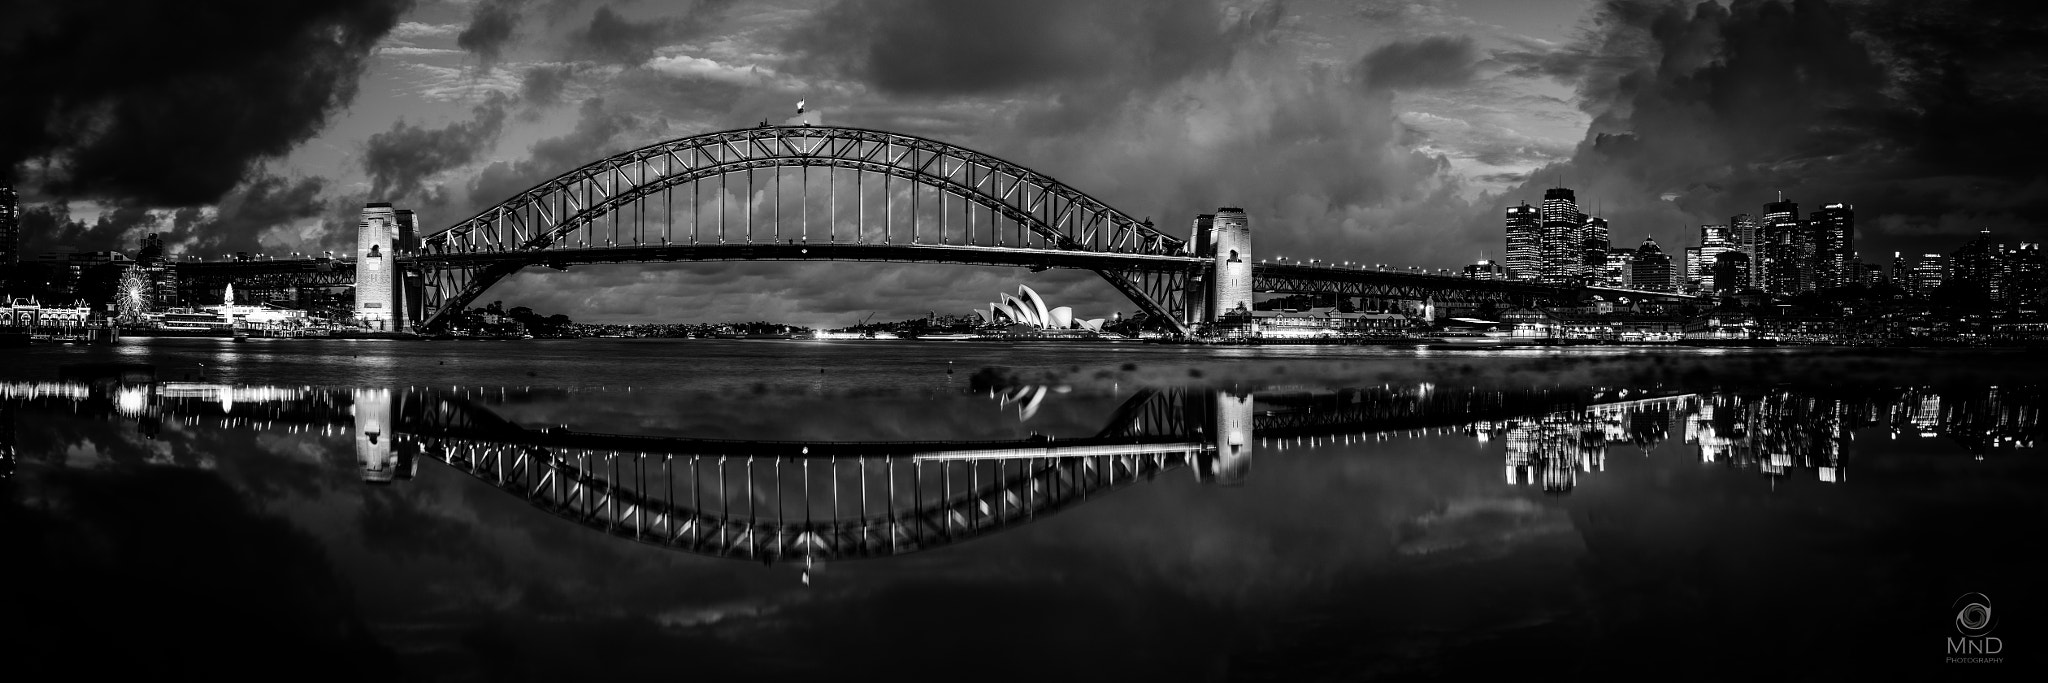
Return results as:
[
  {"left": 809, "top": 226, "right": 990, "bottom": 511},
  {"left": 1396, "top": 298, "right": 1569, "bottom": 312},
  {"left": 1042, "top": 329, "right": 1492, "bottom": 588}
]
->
[{"left": 414, "top": 125, "right": 1200, "bottom": 333}]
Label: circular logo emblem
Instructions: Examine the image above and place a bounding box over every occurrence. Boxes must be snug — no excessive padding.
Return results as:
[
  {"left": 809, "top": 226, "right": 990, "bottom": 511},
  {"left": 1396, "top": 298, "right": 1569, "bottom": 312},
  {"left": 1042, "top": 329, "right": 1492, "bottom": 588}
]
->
[{"left": 1954, "top": 593, "right": 1997, "bottom": 637}]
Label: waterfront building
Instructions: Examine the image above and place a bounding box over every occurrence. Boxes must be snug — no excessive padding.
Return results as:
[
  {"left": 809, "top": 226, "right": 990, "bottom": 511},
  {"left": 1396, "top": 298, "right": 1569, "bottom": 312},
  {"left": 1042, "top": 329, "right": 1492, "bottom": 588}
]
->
[
  {"left": 1504, "top": 202, "right": 1539, "bottom": 281},
  {"left": 1630, "top": 236, "right": 1674, "bottom": 292},
  {"left": 1248, "top": 307, "right": 1401, "bottom": 338},
  {"left": 1811, "top": 203, "right": 1855, "bottom": 289},
  {"left": 981, "top": 284, "right": 1106, "bottom": 334},
  {"left": 1539, "top": 188, "right": 1584, "bottom": 283}
]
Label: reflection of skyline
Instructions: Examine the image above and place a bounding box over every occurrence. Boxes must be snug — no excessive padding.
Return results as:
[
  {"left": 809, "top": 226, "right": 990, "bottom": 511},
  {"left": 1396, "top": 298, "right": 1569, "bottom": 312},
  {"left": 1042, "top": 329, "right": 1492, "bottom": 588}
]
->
[{"left": 1472, "top": 387, "right": 2048, "bottom": 493}]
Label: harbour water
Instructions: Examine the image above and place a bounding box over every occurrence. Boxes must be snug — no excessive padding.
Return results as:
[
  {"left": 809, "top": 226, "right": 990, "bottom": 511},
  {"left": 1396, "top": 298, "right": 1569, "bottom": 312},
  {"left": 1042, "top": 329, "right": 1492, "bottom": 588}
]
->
[{"left": 2, "top": 340, "right": 2043, "bottom": 680}]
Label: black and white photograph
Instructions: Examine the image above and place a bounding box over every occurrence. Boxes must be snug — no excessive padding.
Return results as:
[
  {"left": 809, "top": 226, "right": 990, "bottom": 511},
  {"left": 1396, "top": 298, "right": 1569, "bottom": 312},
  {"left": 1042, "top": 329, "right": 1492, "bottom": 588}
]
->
[{"left": 1, "top": 0, "right": 2044, "bottom": 679}]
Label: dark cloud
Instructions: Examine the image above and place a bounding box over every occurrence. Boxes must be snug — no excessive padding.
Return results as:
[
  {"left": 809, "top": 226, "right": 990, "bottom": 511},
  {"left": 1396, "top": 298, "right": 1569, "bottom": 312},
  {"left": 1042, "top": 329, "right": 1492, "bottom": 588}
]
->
[
  {"left": 457, "top": 0, "right": 524, "bottom": 66},
  {"left": 521, "top": 64, "right": 576, "bottom": 107},
  {"left": 1354, "top": 35, "right": 1480, "bottom": 90},
  {"left": 169, "top": 174, "right": 336, "bottom": 255},
  {"left": 466, "top": 97, "right": 648, "bottom": 210},
  {"left": 15, "top": 173, "right": 344, "bottom": 259},
  {"left": 571, "top": 6, "right": 671, "bottom": 65},
  {"left": 785, "top": 0, "right": 1269, "bottom": 97},
  {"left": 14, "top": 203, "right": 153, "bottom": 255},
  {"left": 0, "top": 0, "right": 409, "bottom": 206},
  {"left": 364, "top": 93, "right": 512, "bottom": 205},
  {"left": 1489, "top": 0, "right": 2048, "bottom": 256}
]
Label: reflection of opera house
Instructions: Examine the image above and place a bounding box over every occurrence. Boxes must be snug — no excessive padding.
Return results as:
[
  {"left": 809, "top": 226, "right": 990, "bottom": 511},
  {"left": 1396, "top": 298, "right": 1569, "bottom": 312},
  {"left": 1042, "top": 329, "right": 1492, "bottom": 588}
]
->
[{"left": 975, "top": 285, "right": 1107, "bottom": 337}]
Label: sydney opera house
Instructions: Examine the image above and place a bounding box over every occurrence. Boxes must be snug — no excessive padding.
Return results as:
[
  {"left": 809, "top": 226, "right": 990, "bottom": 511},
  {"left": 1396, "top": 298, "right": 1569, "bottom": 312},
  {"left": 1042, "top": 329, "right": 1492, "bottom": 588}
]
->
[{"left": 980, "top": 285, "right": 1107, "bottom": 335}]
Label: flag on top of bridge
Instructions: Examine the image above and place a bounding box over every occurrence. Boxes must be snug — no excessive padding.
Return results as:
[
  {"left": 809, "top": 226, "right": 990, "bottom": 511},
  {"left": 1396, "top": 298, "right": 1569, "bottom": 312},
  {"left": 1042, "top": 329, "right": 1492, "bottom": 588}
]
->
[{"left": 797, "top": 99, "right": 806, "bottom": 114}]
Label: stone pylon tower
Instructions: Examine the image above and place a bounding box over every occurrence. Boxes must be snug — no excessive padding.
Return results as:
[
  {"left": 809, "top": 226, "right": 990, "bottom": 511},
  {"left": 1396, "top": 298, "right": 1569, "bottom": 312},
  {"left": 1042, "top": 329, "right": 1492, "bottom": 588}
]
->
[{"left": 355, "top": 203, "right": 397, "bottom": 331}]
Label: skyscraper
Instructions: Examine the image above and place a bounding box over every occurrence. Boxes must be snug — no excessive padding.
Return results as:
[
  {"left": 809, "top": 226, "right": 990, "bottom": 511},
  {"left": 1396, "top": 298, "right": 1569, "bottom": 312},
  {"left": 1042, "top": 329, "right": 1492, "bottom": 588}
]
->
[
  {"left": 1698, "top": 224, "right": 1732, "bottom": 292},
  {"left": 1891, "top": 252, "right": 1911, "bottom": 294},
  {"left": 1582, "top": 214, "right": 1610, "bottom": 277},
  {"left": 1762, "top": 197, "right": 1802, "bottom": 294},
  {"left": 0, "top": 185, "right": 19, "bottom": 284},
  {"left": 1604, "top": 247, "right": 1635, "bottom": 287},
  {"left": 1950, "top": 229, "right": 2003, "bottom": 303},
  {"left": 1914, "top": 254, "right": 1946, "bottom": 297},
  {"left": 1713, "top": 251, "right": 1752, "bottom": 294},
  {"left": 2011, "top": 243, "right": 2044, "bottom": 309},
  {"left": 1539, "top": 188, "right": 1583, "bottom": 283},
  {"left": 1730, "top": 213, "right": 1762, "bottom": 288},
  {"left": 1504, "top": 202, "right": 1539, "bottom": 280},
  {"left": 1684, "top": 246, "right": 1702, "bottom": 292},
  {"left": 1631, "top": 236, "right": 1674, "bottom": 292},
  {"left": 1811, "top": 203, "right": 1855, "bottom": 289}
]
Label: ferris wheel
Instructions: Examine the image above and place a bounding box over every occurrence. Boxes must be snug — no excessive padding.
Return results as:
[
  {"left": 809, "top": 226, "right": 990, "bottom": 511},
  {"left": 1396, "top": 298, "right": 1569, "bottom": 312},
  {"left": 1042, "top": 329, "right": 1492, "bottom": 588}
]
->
[{"left": 117, "top": 270, "right": 151, "bottom": 320}]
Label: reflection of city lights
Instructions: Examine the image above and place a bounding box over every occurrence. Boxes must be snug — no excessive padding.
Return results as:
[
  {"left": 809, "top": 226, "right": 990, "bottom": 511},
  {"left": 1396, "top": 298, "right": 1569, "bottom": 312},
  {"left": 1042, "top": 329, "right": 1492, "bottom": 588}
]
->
[{"left": 114, "top": 387, "right": 148, "bottom": 417}]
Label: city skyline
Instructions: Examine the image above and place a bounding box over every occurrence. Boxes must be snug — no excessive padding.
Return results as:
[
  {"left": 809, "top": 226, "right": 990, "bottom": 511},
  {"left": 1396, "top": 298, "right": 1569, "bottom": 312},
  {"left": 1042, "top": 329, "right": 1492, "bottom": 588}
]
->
[{"left": 4, "top": 0, "right": 2046, "bottom": 326}]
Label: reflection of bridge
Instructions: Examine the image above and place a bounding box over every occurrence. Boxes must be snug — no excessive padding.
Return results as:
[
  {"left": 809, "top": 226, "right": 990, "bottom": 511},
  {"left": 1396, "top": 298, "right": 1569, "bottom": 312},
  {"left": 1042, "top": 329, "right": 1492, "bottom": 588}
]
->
[
  {"left": 2, "top": 381, "right": 1612, "bottom": 563},
  {"left": 171, "top": 125, "right": 1686, "bottom": 333}
]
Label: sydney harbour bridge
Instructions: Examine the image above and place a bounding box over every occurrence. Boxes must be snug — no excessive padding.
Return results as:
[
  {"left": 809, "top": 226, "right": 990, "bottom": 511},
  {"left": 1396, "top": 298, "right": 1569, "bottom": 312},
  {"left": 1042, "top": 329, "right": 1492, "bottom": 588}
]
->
[
  {"left": 2, "top": 380, "right": 1661, "bottom": 565},
  {"left": 171, "top": 125, "right": 1684, "bottom": 334}
]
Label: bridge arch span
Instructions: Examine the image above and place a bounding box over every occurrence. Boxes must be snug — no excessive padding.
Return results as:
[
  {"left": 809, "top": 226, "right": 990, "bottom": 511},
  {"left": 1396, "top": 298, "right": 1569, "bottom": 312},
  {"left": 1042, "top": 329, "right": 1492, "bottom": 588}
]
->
[{"left": 411, "top": 125, "right": 1203, "bottom": 333}]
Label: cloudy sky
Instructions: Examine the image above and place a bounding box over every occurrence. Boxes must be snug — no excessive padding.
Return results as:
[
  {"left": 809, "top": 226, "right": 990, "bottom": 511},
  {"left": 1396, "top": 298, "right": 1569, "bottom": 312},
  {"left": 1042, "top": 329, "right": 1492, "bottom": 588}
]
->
[{"left": 5, "top": 0, "right": 2045, "bottom": 324}]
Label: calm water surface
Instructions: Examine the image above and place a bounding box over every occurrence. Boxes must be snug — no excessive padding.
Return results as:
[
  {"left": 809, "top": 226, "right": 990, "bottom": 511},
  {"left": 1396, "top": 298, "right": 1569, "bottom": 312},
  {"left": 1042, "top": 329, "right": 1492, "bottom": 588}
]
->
[{"left": 1, "top": 339, "right": 2042, "bottom": 680}]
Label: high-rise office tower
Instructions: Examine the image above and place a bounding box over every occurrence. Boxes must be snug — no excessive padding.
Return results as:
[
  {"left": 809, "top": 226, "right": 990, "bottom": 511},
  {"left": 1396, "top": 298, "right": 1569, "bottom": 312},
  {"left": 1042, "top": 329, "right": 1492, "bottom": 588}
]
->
[
  {"left": 2011, "top": 243, "right": 2044, "bottom": 309},
  {"left": 1539, "top": 188, "right": 1583, "bottom": 283},
  {"left": 0, "top": 185, "right": 19, "bottom": 282},
  {"left": 1762, "top": 196, "right": 1802, "bottom": 294},
  {"left": 1698, "top": 224, "right": 1732, "bottom": 292},
  {"left": 1505, "top": 202, "right": 1539, "bottom": 281},
  {"left": 1684, "top": 246, "right": 1703, "bottom": 292},
  {"left": 1605, "top": 247, "right": 1635, "bottom": 287},
  {"left": 1730, "top": 213, "right": 1762, "bottom": 288},
  {"left": 1950, "top": 229, "right": 2004, "bottom": 302},
  {"left": 1914, "top": 254, "right": 1946, "bottom": 297},
  {"left": 1582, "top": 214, "right": 1610, "bottom": 276},
  {"left": 1631, "top": 236, "right": 1674, "bottom": 292},
  {"left": 1713, "top": 251, "right": 1752, "bottom": 294},
  {"left": 1811, "top": 203, "right": 1854, "bottom": 289},
  {"left": 1891, "top": 252, "right": 1912, "bottom": 294}
]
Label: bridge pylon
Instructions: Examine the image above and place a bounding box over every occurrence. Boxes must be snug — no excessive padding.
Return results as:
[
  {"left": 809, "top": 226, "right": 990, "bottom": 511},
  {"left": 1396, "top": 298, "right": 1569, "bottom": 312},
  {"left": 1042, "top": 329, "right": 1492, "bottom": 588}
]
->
[
  {"left": 1197, "top": 390, "right": 1254, "bottom": 485},
  {"left": 1185, "top": 208, "right": 1251, "bottom": 329}
]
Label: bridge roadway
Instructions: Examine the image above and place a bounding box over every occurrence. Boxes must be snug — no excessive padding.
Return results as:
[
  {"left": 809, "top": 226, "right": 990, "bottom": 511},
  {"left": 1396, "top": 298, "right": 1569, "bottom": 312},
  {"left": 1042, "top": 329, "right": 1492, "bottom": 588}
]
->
[{"left": 171, "top": 246, "right": 1684, "bottom": 314}]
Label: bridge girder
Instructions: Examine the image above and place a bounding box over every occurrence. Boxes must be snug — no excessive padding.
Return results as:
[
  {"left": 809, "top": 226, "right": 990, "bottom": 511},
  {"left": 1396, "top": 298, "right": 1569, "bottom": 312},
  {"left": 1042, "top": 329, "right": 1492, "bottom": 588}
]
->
[{"left": 412, "top": 125, "right": 1197, "bottom": 333}]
